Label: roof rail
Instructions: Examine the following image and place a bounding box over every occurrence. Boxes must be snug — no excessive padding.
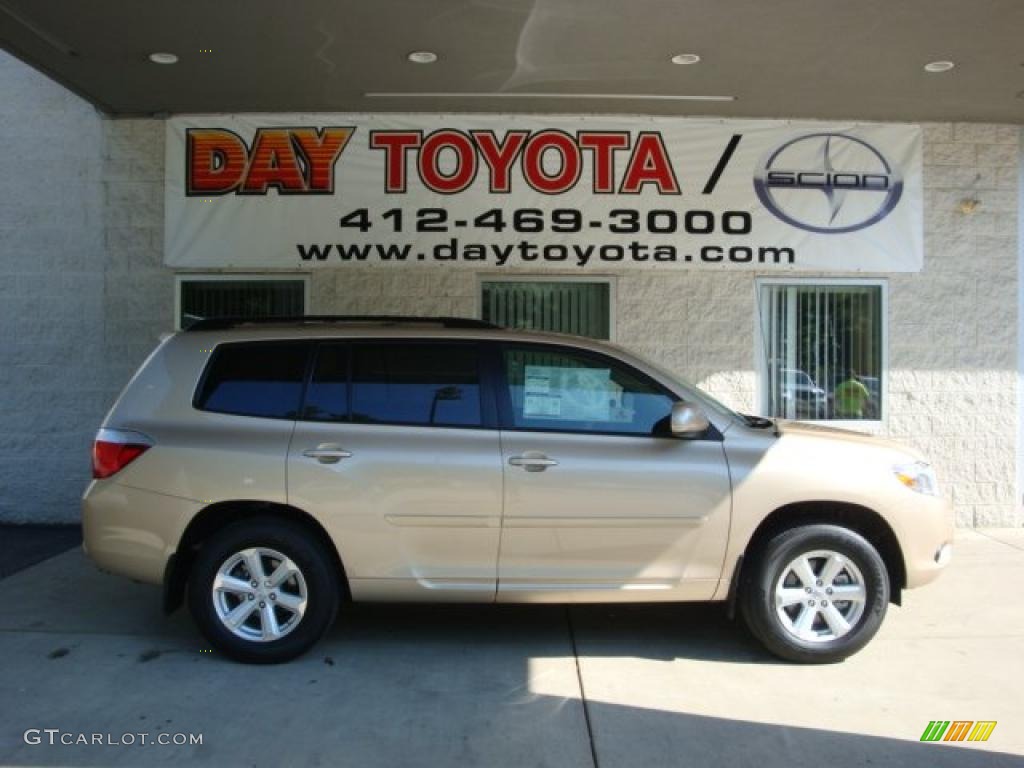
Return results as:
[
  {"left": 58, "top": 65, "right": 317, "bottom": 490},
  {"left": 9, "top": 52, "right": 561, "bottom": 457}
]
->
[{"left": 184, "top": 315, "right": 502, "bottom": 332}]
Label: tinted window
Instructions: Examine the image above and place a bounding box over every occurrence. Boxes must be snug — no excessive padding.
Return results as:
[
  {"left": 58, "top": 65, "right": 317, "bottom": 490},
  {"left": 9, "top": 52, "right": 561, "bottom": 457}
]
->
[
  {"left": 502, "top": 346, "right": 673, "bottom": 435},
  {"left": 302, "top": 344, "right": 349, "bottom": 422},
  {"left": 196, "top": 343, "right": 309, "bottom": 419},
  {"left": 351, "top": 343, "right": 481, "bottom": 427}
]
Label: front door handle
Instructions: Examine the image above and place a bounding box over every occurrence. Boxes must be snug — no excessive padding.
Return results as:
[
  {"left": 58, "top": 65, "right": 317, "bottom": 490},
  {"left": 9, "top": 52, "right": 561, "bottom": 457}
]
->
[
  {"left": 302, "top": 447, "right": 353, "bottom": 464},
  {"left": 508, "top": 454, "right": 558, "bottom": 472}
]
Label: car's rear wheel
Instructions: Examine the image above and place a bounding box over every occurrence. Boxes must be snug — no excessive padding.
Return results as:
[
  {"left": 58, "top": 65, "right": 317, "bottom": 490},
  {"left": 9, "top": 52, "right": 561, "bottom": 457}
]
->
[
  {"left": 740, "top": 524, "right": 889, "bottom": 663},
  {"left": 187, "top": 517, "right": 339, "bottom": 663}
]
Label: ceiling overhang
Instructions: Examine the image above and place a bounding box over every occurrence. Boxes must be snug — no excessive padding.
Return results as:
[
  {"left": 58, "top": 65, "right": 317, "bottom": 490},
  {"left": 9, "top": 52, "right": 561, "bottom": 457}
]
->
[{"left": 1, "top": 0, "right": 1022, "bottom": 122}]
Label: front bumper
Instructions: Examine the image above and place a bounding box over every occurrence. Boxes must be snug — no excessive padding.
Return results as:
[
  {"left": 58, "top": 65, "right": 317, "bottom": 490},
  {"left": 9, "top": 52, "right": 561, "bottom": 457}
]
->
[
  {"left": 82, "top": 480, "right": 200, "bottom": 585},
  {"left": 896, "top": 493, "right": 955, "bottom": 589}
]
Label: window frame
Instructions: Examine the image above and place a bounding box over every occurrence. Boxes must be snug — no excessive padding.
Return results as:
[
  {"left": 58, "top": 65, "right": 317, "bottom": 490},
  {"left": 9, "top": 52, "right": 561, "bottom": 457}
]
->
[
  {"left": 493, "top": 340, "right": 722, "bottom": 441},
  {"left": 174, "top": 273, "right": 311, "bottom": 331},
  {"left": 300, "top": 341, "right": 352, "bottom": 424},
  {"left": 475, "top": 274, "right": 618, "bottom": 341},
  {"left": 754, "top": 277, "right": 889, "bottom": 428}
]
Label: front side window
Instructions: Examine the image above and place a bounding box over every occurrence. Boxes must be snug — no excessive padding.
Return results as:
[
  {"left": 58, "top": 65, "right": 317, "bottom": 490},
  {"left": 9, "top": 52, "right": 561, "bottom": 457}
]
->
[
  {"left": 350, "top": 343, "right": 482, "bottom": 427},
  {"left": 501, "top": 346, "right": 674, "bottom": 435},
  {"left": 759, "top": 282, "right": 884, "bottom": 421},
  {"left": 196, "top": 343, "right": 309, "bottom": 419}
]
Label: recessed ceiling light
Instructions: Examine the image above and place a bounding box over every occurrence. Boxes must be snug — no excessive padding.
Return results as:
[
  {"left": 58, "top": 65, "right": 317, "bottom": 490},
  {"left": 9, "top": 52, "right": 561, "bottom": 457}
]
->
[
  {"left": 670, "top": 53, "right": 701, "bottom": 65},
  {"left": 148, "top": 52, "right": 178, "bottom": 65},
  {"left": 923, "top": 60, "right": 954, "bottom": 73},
  {"left": 407, "top": 51, "right": 438, "bottom": 64}
]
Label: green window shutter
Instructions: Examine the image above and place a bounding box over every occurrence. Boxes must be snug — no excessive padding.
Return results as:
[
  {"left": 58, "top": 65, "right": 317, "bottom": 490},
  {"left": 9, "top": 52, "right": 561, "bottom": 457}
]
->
[
  {"left": 481, "top": 281, "right": 610, "bottom": 339},
  {"left": 180, "top": 280, "right": 305, "bottom": 329}
]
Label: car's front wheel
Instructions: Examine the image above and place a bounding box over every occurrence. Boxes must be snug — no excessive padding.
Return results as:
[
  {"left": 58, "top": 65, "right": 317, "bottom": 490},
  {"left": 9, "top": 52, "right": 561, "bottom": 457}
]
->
[
  {"left": 187, "top": 517, "right": 340, "bottom": 663},
  {"left": 740, "top": 524, "right": 889, "bottom": 663}
]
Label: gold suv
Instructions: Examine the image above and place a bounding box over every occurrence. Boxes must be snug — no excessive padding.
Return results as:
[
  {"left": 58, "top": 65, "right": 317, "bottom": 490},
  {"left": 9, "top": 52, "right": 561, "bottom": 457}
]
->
[{"left": 83, "top": 316, "right": 953, "bottom": 664}]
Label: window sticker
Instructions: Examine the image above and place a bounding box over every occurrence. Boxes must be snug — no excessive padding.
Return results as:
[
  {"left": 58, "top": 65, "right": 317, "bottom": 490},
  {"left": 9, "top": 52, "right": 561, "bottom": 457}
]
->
[
  {"left": 523, "top": 365, "right": 613, "bottom": 421},
  {"left": 524, "top": 372, "right": 551, "bottom": 394},
  {"left": 524, "top": 394, "right": 562, "bottom": 417}
]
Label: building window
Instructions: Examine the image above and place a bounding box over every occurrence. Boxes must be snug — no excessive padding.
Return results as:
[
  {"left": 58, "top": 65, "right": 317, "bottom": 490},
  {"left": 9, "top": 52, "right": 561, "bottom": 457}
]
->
[
  {"left": 176, "top": 275, "right": 308, "bottom": 330},
  {"left": 758, "top": 280, "right": 885, "bottom": 422},
  {"left": 480, "top": 278, "right": 612, "bottom": 339}
]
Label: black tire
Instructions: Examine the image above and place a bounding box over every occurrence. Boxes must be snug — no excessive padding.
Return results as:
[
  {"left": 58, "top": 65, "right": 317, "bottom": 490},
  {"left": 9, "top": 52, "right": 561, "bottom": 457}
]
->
[
  {"left": 187, "top": 517, "right": 340, "bottom": 664},
  {"left": 740, "top": 524, "right": 889, "bottom": 664}
]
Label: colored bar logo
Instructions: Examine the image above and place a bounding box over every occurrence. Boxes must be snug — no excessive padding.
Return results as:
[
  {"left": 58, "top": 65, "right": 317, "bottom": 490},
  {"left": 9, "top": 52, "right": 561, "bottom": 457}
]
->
[{"left": 920, "top": 721, "right": 997, "bottom": 742}]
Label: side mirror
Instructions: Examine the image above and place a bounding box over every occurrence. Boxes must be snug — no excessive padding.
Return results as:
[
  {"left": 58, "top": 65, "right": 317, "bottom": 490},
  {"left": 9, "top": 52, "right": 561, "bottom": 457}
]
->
[{"left": 670, "top": 402, "right": 710, "bottom": 437}]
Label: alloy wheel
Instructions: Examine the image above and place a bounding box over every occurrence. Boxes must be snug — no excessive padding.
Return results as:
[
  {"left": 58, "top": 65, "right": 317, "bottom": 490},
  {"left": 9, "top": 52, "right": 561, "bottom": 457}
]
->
[
  {"left": 774, "top": 549, "right": 867, "bottom": 643},
  {"left": 211, "top": 547, "right": 308, "bottom": 642}
]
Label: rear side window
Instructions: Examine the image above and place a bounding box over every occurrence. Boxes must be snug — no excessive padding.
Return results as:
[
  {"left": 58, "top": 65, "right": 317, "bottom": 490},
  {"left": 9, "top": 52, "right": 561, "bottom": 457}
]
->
[
  {"left": 350, "top": 343, "right": 482, "bottom": 427},
  {"left": 196, "top": 343, "right": 309, "bottom": 419}
]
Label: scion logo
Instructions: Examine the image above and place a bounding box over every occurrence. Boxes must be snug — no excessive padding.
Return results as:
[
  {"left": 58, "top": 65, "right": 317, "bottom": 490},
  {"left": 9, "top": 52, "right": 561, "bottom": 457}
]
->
[{"left": 754, "top": 133, "right": 903, "bottom": 234}]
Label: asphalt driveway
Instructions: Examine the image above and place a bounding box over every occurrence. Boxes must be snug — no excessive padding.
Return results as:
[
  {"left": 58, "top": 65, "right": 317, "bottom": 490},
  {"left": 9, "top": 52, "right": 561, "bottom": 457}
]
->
[{"left": 1, "top": 529, "right": 1022, "bottom": 767}]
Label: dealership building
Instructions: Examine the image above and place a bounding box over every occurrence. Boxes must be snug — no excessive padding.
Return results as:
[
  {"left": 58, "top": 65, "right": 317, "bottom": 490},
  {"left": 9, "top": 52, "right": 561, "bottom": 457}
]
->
[{"left": 1, "top": 5, "right": 1022, "bottom": 529}]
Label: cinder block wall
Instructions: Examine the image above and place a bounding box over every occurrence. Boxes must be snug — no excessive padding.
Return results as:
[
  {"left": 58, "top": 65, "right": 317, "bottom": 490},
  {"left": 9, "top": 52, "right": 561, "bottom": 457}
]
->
[
  {"left": 0, "top": 51, "right": 1020, "bottom": 525},
  {"left": 102, "top": 119, "right": 174, "bottom": 386},
  {"left": 0, "top": 51, "right": 106, "bottom": 522},
  {"left": 891, "top": 124, "right": 1019, "bottom": 526},
  {"left": 0, "top": 52, "right": 169, "bottom": 522}
]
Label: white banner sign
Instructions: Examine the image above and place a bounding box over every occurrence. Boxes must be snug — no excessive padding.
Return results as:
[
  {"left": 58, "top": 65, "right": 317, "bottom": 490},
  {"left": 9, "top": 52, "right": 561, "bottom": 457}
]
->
[{"left": 165, "top": 114, "right": 922, "bottom": 272}]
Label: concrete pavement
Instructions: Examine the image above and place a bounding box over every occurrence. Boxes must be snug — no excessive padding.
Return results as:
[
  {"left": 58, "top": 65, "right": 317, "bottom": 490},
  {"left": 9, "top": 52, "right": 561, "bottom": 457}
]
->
[{"left": 1, "top": 529, "right": 1022, "bottom": 767}]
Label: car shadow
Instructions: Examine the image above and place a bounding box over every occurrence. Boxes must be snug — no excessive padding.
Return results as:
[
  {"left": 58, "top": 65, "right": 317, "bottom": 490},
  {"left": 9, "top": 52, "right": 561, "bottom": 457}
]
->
[
  {"left": 582, "top": 704, "right": 1023, "bottom": 768},
  {"left": 329, "top": 601, "right": 772, "bottom": 664}
]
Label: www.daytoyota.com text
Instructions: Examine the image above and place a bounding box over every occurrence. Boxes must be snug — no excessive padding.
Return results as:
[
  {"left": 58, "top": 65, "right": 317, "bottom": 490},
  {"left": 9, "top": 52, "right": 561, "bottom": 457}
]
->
[{"left": 296, "top": 207, "right": 796, "bottom": 267}]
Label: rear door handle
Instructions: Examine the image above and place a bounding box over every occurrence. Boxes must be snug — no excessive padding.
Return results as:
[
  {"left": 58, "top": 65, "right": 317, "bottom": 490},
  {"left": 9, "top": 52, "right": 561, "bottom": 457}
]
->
[
  {"left": 508, "top": 455, "right": 558, "bottom": 472},
  {"left": 302, "top": 448, "right": 353, "bottom": 464}
]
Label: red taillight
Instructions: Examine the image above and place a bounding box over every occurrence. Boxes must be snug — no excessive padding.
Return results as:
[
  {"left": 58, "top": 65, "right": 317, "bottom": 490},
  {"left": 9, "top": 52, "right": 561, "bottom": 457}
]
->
[{"left": 92, "top": 439, "right": 149, "bottom": 479}]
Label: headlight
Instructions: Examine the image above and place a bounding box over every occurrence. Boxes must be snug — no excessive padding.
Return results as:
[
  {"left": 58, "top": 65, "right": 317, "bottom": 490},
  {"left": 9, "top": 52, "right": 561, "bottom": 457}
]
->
[{"left": 893, "top": 461, "right": 939, "bottom": 497}]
